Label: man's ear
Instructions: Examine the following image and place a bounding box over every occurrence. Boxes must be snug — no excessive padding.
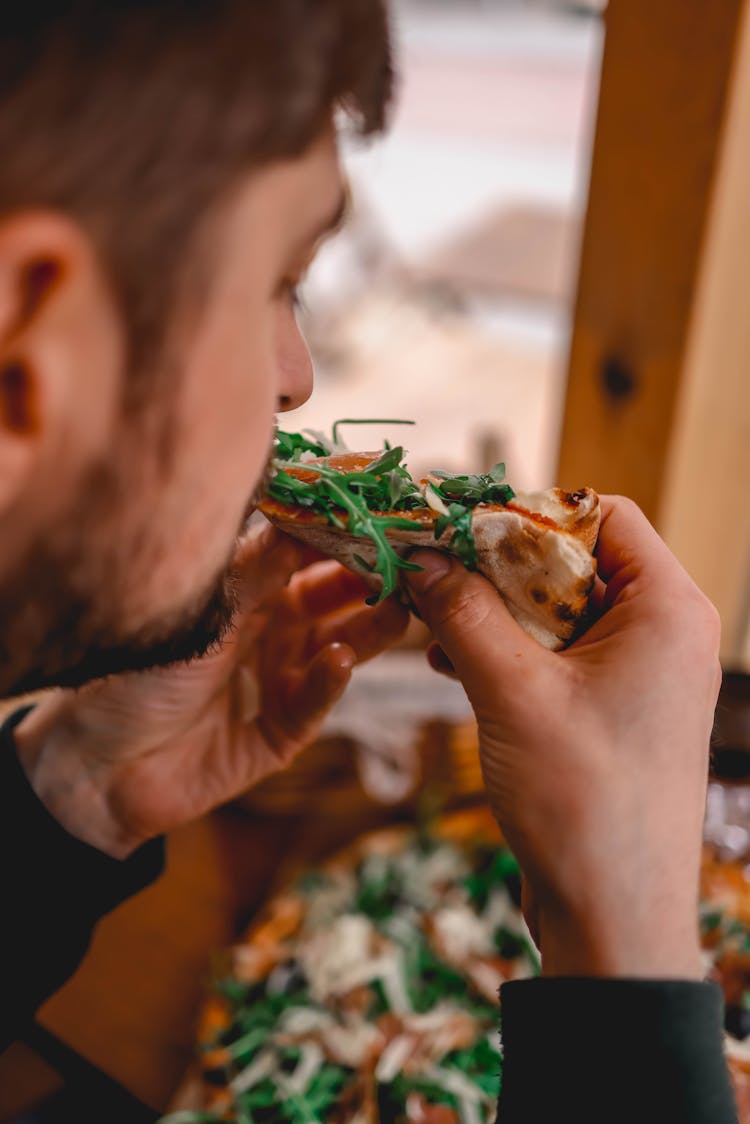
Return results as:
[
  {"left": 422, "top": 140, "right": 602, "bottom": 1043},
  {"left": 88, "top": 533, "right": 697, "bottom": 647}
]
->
[{"left": 0, "top": 211, "right": 123, "bottom": 514}]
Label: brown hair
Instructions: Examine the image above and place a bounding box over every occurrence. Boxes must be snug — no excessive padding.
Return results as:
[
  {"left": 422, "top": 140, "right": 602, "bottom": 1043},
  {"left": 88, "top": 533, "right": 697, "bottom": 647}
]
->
[{"left": 0, "top": 1, "right": 393, "bottom": 396}]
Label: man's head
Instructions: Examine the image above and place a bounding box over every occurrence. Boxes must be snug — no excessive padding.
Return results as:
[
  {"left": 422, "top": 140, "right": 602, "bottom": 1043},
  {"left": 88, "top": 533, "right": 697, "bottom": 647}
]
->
[{"left": 0, "top": 0, "right": 392, "bottom": 695}]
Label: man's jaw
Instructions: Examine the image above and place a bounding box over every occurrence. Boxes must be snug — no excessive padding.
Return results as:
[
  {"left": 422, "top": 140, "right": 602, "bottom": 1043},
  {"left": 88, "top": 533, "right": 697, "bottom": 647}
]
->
[
  {"left": 0, "top": 554, "right": 239, "bottom": 699},
  {"left": 0, "top": 428, "right": 278, "bottom": 699}
]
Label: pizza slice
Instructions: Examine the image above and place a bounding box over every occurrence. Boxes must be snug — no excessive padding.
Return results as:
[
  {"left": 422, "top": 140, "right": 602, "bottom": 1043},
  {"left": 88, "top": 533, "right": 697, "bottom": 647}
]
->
[{"left": 258, "top": 426, "right": 600, "bottom": 651}]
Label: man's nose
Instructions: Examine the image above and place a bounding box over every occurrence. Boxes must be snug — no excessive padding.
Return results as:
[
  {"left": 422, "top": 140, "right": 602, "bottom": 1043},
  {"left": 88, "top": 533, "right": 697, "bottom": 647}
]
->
[{"left": 275, "top": 301, "right": 313, "bottom": 412}]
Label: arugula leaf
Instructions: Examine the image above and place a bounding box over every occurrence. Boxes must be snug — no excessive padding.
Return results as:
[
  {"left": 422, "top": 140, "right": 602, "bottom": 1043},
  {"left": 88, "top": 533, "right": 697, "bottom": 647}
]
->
[
  {"left": 270, "top": 458, "right": 423, "bottom": 601},
  {"left": 331, "top": 417, "right": 415, "bottom": 447},
  {"left": 387, "top": 1074, "right": 459, "bottom": 1112},
  {"left": 270, "top": 428, "right": 517, "bottom": 599},
  {"left": 432, "top": 463, "right": 515, "bottom": 507},
  {"left": 434, "top": 503, "right": 477, "bottom": 569},
  {"left": 361, "top": 446, "right": 407, "bottom": 475},
  {"left": 273, "top": 430, "right": 331, "bottom": 461},
  {"left": 445, "top": 1037, "right": 502, "bottom": 1097}
]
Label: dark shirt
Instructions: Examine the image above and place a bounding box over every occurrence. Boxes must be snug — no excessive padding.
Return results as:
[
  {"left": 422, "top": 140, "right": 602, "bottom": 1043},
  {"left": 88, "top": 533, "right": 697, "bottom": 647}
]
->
[
  {"left": 0, "top": 709, "right": 740, "bottom": 1121},
  {"left": 0, "top": 706, "right": 164, "bottom": 1053},
  {"left": 499, "top": 976, "right": 739, "bottom": 1122}
]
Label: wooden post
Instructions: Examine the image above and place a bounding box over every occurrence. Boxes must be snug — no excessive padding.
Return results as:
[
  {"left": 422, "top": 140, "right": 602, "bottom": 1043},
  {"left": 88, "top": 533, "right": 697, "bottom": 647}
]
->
[
  {"left": 556, "top": 0, "right": 745, "bottom": 518},
  {"left": 556, "top": 0, "right": 750, "bottom": 666},
  {"left": 658, "top": 2, "right": 750, "bottom": 666}
]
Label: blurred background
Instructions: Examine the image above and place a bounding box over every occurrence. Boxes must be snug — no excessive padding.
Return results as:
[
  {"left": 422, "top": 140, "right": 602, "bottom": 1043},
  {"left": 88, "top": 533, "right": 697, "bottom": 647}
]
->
[{"left": 292, "top": 0, "right": 603, "bottom": 492}]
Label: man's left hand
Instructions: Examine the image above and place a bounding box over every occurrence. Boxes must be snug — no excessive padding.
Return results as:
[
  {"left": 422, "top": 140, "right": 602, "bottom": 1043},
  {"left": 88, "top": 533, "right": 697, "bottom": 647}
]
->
[{"left": 14, "top": 525, "right": 408, "bottom": 857}]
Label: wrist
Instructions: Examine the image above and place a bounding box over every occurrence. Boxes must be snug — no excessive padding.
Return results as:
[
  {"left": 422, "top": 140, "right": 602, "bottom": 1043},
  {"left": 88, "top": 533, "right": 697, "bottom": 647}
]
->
[
  {"left": 14, "top": 698, "right": 141, "bottom": 860},
  {"left": 537, "top": 898, "right": 704, "bottom": 980}
]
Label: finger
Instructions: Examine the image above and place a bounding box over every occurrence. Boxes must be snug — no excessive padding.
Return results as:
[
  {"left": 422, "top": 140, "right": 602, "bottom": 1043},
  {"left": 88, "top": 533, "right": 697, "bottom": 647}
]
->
[
  {"left": 405, "top": 549, "right": 542, "bottom": 711},
  {"left": 258, "top": 642, "right": 355, "bottom": 754},
  {"left": 233, "top": 520, "right": 298, "bottom": 569},
  {"left": 308, "top": 596, "right": 409, "bottom": 664},
  {"left": 298, "top": 543, "right": 337, "bottom": 569},
  {"left": 426, "top": 642, "right": 459, "bottom": 679},
  {"left": 288, "top": 560, "right": 374, "bottom": 618},
  {"left": 252, "top": 523, "right": 335, "bottom": 571},
  {"left": 231, "top": 522, "right": 302, "bottom": 608},
  {"left": 207, "top": 645, "right": 356, "bottom": 799},
  {"left": 595, "top": 495, "right": 687, "bottom": 598}
]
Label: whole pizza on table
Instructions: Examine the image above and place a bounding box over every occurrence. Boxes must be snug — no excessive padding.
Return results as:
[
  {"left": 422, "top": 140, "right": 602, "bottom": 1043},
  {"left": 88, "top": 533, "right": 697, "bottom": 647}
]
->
[
  {"left": 162, "top": 808, "right": 750, "bottom": 1124},
  {"left": 162, "top": 808, "right": 534, "bottom": 1124}
]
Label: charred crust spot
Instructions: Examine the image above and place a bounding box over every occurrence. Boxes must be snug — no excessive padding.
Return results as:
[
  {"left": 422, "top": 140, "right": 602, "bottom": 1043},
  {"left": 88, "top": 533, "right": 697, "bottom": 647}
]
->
[
  {"left": 499, "top": 539, "right": 523, "bottom": 565},
  {"left": 553, "top": 601, "right": 577, "bottom": 622},
  {"left": 530, "top": 588, "right": 548, "bottom": 604},
  {"left": 561, "top": 489, "right": 588, "bottom": 508}
]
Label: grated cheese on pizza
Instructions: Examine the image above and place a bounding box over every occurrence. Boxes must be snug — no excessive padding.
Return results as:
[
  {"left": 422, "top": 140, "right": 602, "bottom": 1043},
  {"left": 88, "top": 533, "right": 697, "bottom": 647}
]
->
[
  {"left": 159, "top": 813, "right": 538, "bottom": 1123},
  {"left": 159, "top": 818, "right": 750, "bottom": 1123}
]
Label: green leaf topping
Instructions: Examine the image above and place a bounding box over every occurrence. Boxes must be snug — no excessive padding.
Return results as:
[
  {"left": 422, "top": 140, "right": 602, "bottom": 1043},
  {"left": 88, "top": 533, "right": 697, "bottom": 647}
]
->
[
  {"left": 273, "top": 429, "right": 332, "bottom": 461},
  {"left": 431, "top": 463, "right": 515, "bottom": 507},
  {"left": 268, "top": 425, "right": 517, "bottom": 600},
  {"left": 331, "top": 417, "right": 415, "bottom": 447},
  {"left": 434, "top": 503, "right": 477, "bottom": 569},
  {"left": 270, "top": 455, "right": 423, "bottom": 603}
]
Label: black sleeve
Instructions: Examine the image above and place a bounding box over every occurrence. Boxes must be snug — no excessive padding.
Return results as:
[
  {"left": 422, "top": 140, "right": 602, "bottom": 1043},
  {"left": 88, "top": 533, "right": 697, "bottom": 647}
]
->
[
  {"left": 498, "top": 976, "right": 738, "bottom": 1123},
  {"left": 0, "top": 706, "right": 165, "bottom": 1052}
]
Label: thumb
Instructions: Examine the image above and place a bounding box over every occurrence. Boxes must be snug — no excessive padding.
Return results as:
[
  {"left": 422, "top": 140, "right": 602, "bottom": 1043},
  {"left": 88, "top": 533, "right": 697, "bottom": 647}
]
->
[{"left": 406, "top": 549, "right": 541, "bottom": 710}]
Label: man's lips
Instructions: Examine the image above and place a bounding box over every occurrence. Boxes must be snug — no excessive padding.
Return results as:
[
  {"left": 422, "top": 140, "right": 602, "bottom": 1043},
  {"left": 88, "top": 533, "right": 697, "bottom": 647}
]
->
[
  {"left": 239, "top": 421, "right": 280, "bottom": 532},
  {"left": 242, "top": 445, "right": 276, "bottom": 528}
]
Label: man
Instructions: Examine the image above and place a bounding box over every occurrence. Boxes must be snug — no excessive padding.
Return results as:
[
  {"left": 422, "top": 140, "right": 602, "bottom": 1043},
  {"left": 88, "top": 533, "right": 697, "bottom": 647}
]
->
[
  {"left": 1, "top": 0, "right": 407, "bottom": 1052},
  {"left": 0, "top": 3, "right": 739, "bottom": 1121}
]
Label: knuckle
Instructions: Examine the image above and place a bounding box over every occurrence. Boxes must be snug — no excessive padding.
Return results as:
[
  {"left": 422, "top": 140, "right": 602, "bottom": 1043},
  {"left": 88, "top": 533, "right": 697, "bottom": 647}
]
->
[
  {"left": 683, "top": 588, "right": 722, "bottom": 652},
  {"left": 431, "top": 583, "right": 494, "bottom": 636},
  {"left": 653, "top": 582, "right": 720, "bottom": 650}
]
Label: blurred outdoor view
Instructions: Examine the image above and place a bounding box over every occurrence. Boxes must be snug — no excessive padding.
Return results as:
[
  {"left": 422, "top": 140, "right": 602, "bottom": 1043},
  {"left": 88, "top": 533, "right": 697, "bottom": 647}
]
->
[{"left": 291, "top": 0, "right": 606, "bottom": 491}]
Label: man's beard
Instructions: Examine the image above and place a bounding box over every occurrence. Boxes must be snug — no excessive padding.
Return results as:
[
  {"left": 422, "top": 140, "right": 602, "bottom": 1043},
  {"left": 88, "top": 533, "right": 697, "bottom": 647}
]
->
[
  {"left": 0, "top": 464, "right": 241, "bottom": 699},
  {"left": 0, "top": 566, "right": 238, "bottom": 697}
]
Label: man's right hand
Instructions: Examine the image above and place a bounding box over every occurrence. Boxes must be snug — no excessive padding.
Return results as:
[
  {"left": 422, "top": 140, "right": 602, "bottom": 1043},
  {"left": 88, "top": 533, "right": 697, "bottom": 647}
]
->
[{"left": 407, "top": 496, "right": 721, "bottom": 981}]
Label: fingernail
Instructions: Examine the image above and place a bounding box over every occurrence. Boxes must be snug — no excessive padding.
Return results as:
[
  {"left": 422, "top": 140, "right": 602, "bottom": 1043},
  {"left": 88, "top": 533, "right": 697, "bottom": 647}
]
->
[{"left": 406, "top": 549, "right": 453, "bottom": 593}]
